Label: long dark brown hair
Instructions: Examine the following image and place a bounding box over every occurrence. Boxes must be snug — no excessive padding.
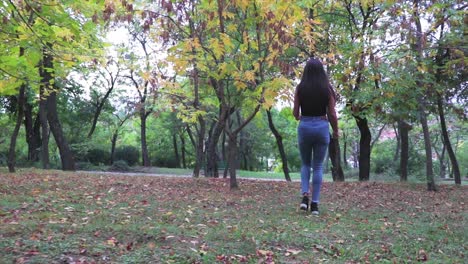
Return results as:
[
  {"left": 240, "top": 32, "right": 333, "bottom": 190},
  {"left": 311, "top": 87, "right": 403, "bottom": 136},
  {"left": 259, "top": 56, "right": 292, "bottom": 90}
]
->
[{"left": 297, "top": 58, "right": 331, "bottom": 99}]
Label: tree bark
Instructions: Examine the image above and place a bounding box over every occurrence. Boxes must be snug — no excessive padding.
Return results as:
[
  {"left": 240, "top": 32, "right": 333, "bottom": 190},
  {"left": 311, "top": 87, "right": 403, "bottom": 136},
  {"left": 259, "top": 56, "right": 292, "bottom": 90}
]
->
[
  {"left": 40, "top": 45, "right": 75, "bottom": 171},
  {"left": 419, "top": 105, "right": 436, "bottom": 191},
  {"left": 266, "top": 109, "right": 291, "bottom": 181},
  {"left": 438, "top": 142, "right": 447, "bottom": 179},
  {"left": 7, "top": 83, "right": 26, "bottom": 172},
  {"left": 398, "top": 120, "right": 411, "bottom": 181},
  {"left": 227, "top": 132, "right": 239, "bottom": 190},
  {"left": 342, "top": 130, "right": 348, "bottom": 169},
  {"left": 180, "top": 133, "right": 187, "bottom": 169},
  {"left": 354, "top": 116, "right": 371, "bottom": 181},
  {"left": 47, "top": 89, "right": 76, "bottom": 171},
  {"left": 24, "top": 104, "right": 41, "bottom": 162},
  {"left": 110, "top": 114, "right": 130, "bottom": 164},
  {"left": 39, "top": 48, "right": 50, "bottom": 170},
  {"left": 413, "top": 0, "right": 435, "bottom": 191},
  {"left": 140, "top": 110, "right": 150, "bottom": 166},
  {"left": 329, "top": 134, "right": 345, "bottom": 182},
  {"left": 87, "top": 68, "right": 119, "bottom": 138},
  {"left": 205, "top": 112, "right": 227, "bottom": 178},
  {"left": 172, "top": 133, "right": 180, "bottom": 167},
  {"left": 393, "top": 123, "right": 400, "bottom": 163},
  {"left": 436, "top": 95, "right": 461, "bottom": 184},
  {"left": 110, "top": 132, "right": 118, "bottom": 164}
]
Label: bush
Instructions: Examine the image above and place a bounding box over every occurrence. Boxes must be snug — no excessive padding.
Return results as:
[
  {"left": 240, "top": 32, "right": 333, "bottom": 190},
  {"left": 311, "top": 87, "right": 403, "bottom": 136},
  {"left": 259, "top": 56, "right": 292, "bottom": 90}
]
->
[
  {"left": 152, "top": 155, "right": 179, "bottom": 168},
  {"left": 114, "top": 146, "right": 140, "bottom": 166},
  {"left": 85, "top": 148, "right": 110, "bottom": 165},
  {"left": 371, "top": 141, "right": 397, "bottom": 174},
  {"left": 109, "top": 160, "right": 130, "bottom": 172}
]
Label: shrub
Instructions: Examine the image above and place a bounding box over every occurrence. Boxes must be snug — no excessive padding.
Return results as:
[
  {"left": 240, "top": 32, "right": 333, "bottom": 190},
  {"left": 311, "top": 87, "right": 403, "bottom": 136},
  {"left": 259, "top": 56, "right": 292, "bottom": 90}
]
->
[
  {"left": 110, "top": 160, "right": 130, "bottom": 172},
  {"left": 114, "top": 146, "right": 140, "bottom": 166},
  {"left": 371, "top": 141, "right": 397, "bottom": 174},
  {"left": 86, "top": 148, "right": 110, "bottom": 165},
  {"left": 152, "top": 155, "right": 179, "bottom": 168}
]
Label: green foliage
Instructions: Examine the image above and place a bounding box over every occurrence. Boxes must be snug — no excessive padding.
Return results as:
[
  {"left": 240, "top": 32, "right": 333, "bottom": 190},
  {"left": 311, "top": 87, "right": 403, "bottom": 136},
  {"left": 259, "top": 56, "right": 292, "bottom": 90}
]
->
[
  {"left": 457, "top": 140, "right": 467, "bottom": 178},
  {"left": 371, "top": 141, "right": 397, "bottom": 174},
  {"left": 85, "top": 148, "right": 111, "bottom": 166},
  {"left": 114, "top": 146, "right": 140, "bottom": 166},
  {"left": 152, "top": 156, "right": 179, "bottom": 168},
  {"left": 109, "top": 160, "right": 130, "bottom": 172}
]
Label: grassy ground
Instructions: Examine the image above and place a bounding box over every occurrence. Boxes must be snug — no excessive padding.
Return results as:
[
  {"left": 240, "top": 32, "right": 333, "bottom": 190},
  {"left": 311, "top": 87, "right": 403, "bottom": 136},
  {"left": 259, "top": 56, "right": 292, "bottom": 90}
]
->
[{"left": 0, "top": 168, "right": 466, "bottom": 263}]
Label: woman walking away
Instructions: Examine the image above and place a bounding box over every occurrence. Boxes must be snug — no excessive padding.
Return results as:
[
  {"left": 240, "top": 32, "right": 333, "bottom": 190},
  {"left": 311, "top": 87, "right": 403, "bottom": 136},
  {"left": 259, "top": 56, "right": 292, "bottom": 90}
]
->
[{"left": 293, "top": 58, "right": 339, "bottom": 215}]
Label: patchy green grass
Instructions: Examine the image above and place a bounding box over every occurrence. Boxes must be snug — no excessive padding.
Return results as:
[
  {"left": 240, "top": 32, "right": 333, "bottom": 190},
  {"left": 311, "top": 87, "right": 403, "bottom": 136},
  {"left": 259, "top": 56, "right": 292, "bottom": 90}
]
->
[{"left": 0, "top": 168, "right": 466, "bottom": 263}]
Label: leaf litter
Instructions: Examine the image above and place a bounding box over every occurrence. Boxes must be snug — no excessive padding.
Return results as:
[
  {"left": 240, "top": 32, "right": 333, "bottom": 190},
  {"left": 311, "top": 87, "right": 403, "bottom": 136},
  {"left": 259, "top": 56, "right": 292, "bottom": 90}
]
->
[{"left": 0, "top": 170, "right": 466, "bottom": 263}]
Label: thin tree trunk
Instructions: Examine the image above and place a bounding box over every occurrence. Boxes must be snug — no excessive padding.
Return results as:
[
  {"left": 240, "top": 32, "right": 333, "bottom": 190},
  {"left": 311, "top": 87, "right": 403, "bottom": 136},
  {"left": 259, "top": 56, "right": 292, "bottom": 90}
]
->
[
  {"left": 7, "top": 83, "right": 26, "bottom": 172},
  {"left": 393, "top": 123, "right": 400, "bottom": 162},
  {"left": 110, "top": 132, "right": 118, "bottom": 164},
  {"left": 24, "top": 104, "right": 41, "bottom": 162},
  {"left": 436, "top": 95, "right": 461, "bottom": 184},
  {"left": 354, "top": 116, "right": 371, "bottom": 181},
  {"left": 419, "top": 105, "right": 436, "bottom": 191},
  {"left": 173, "top": 133, "right": 180, "bottom": 167},
  {"left": 87, "top": 69, "right": 119, "bottom": 138},
  {"left": 110, "top": 114, "right": 130, "bottom": 165},
  {"left": 205, "top": 115, "right": 226, "bottom": 178},
  {"left": 140, "top": 110, "right": 150, "bottom": 166},
  {"left": 266, "top": 109, "right": 291, "bottom": 181},
  {"left": 227, "top": 132, "right": 239, "bottom": 190},
  {"left": 180, "top": 133, "right": 186, "bottom": 169},
  {"left": 413, "top": 0, "right": 435, "bottom": 191},
  {"left": 439, "top": 143, "right": 446, "bottom": 179},
  {"left": 398, "top": 120, "right": 411, "bottom": 181},
  {"left": 192, "top": 117, "right": 206, "bottom": 178},
  {"left": 329, "top": 134, "right": 345, "bottom": 182},
  {"left": 370, "top": 123, "right": 386, "bottom": 151},
  {"left": 39, "top": 48, "right": 50, "bottom": 170},
  {"left": 343, "top": 130, "right": 348, "bottom": 169}
]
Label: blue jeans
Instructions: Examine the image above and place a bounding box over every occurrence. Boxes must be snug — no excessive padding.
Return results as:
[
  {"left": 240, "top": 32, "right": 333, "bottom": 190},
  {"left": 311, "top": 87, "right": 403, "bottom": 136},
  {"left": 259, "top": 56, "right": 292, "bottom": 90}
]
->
[{"left": 298, "top": 116, "right": 330, "bottom": 203}]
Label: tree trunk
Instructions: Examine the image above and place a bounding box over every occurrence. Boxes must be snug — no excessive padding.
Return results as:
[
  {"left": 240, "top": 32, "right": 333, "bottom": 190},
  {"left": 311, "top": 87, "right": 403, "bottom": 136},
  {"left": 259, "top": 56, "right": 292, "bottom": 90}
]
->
[
  {"left": 47, "top": 89, "right": 76, "bottom": 171},
  {"left": 140, "top": 110, "right": 150, "bottom": 167},
  {"left": 439, "top": 143, "right": 446, "bottom": 179},
  {"left": 39, "top": 44, "right": 75, "bottom": 171},
  {"left": 180, "top": 133, "right": 186, "bottom": 169},
  {"left": 87, "top": 75, "right": 117, "bottom": 138},
  {"left": 419, "top": 105, "right": 436, "bottom": 191},
  {"left": 342, "top": 130, "right": 348, "bottom": 169},
  {"left": 398, "top": 120, "right": 411, "bottom": 181},
  {"left": 437, "top": 95, "right": 461, "bottom": 184},
  {"left": 354, "top": 116, "right": 371, "bottom": 181},
  {"left": 39, "top": 48, "right": 50, "bottom": 170},
  {"left": 192, "top": 117, "right": 206, "bottom": 178},
  {"left": 205, "top": 118, "right": 225, "bottom": 178},
  {"left": 329, "top": 134, "right": 345, "bottom": 182},
  {"left": 24, "top": 104, "right": 41, "bottom": 162},
  {"left": 413, "top": 0, "right": 435, "bottom": 191},
  {"left": 393, "top": 123, "right": 400, "bottom": 163},
  {"left": 110, "top": 132, "right": 118, "bottom": 164},
  {"left": 7, "top": 83, "right": 26, "bottom": 173},
  {"left": 39, "top": 92, "right": 49, "bottom": 169},
  {"left": 173, "top": 133, "right": 180, "bottom": 167},
  {"left": 227, "top": 133, "right": 239, "bottom": 190},
  {"left": 266, "top": 109, "right": 291, "bottom": 181}
]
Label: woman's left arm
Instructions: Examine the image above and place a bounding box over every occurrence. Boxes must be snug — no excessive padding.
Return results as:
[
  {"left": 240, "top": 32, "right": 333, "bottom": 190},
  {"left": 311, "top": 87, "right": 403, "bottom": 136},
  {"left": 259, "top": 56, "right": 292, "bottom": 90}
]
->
[{"left": 293, "top": 86, "right": 300, "bottom": 120}]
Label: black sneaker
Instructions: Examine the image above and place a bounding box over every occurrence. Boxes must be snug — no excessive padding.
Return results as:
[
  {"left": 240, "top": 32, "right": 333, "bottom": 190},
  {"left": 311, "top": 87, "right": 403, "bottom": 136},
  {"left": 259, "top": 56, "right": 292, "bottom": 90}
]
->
[
  {"left": 310, "top": 202, "right": 319, "bottom": 215},
  {"left": 300, "top": 196, "right": 309, "bottom": 211}
]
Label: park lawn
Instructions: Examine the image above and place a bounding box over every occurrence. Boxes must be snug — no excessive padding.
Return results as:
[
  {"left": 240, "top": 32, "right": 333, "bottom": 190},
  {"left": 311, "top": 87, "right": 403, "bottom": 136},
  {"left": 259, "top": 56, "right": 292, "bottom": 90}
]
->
[{"left": 0, "top": 169, "right": 466, "bottom": 263}]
